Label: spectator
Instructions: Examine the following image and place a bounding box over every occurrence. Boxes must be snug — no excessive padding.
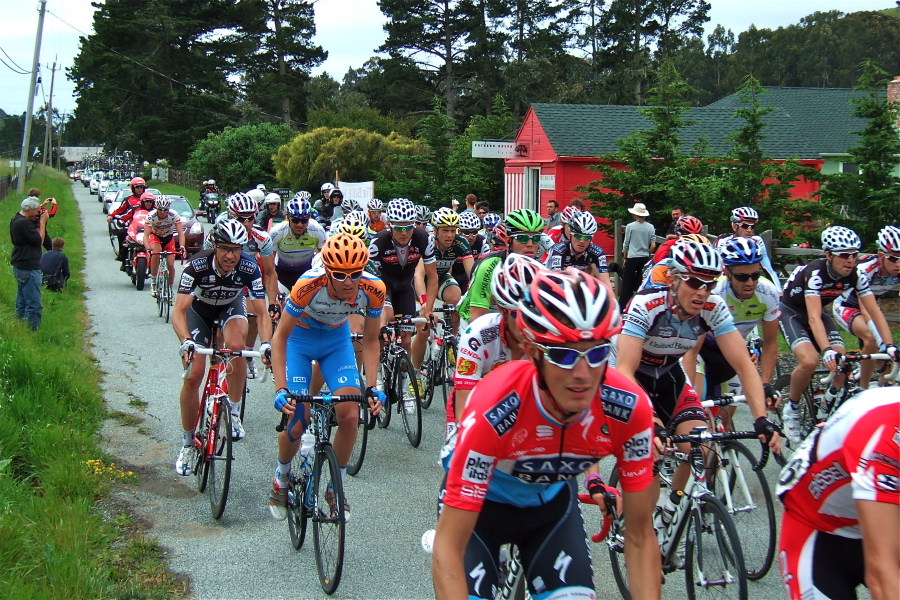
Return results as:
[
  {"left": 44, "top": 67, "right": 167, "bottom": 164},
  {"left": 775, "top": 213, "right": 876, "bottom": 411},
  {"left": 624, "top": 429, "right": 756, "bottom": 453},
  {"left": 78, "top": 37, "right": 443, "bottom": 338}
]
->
[
  {"left": 41, "top": 237, "right": 70, "bottom": 291},
  {"left": 569, "top": 198, "right": 586, "bottom": 212},
  {"left": 463, "top": 194, "right": 477, "bottom": 212},
  {"left": 545, "top": 199, "right": 560, "bottom": 229},
  {"left": 665, "top": 205, "right": 685, "bottom": 239},
  {"left": 26, "top": 188, "right": 57, "bottom": 251},
  {"left": 619, "top": 203, "right": 656, "bottom": 310},
  {"left": 475, "top": 201, "right": 490, "bottom": 219},
  {"left": 10, "top": 196, "right": 49, "bottom": 330}
]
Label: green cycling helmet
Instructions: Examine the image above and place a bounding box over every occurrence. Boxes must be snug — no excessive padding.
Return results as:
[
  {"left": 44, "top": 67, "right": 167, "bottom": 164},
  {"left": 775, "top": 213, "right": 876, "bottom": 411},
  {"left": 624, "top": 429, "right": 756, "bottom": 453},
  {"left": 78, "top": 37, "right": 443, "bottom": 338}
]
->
[{"left": 504, "top": 208, "right": 544, "bottom": 233}]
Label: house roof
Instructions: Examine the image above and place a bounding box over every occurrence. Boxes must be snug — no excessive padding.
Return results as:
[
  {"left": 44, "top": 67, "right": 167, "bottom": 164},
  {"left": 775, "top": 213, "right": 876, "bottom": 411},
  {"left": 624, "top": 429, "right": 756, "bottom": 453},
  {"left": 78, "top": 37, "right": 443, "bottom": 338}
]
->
[{"left": 530, "top": 87, "right": 874, "bottom": 160}]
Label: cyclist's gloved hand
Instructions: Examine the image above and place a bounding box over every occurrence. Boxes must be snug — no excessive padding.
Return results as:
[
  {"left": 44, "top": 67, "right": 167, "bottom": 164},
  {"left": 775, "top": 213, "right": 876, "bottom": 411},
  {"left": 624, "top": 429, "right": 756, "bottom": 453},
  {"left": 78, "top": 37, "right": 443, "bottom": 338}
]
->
[
  {"left": 379, "top": 326, "right": 393, "bottom": 343},
  {"left": 762, "top": 382, "right": 778, "bottom": 408},
  {"left": 274, "top": 389, "right": 290, "bottom": 412},
  {"left": 884, "top": 344, "right": 899, "bottom": 362},
  {"left": 259, "top": 342, "right": 272, "bottom": 363},
  {"left": 754, "top": 416, "right": 778, "bottom": 442},
  {"left": 365, "top": 386, "right": 385, "bottom": 405},
  {"left": 268, "top": 303, "right": 281, "bottom": 320},
  {"left": 822, "top": 348, "right": 842, "bottom": 367},
  {"left": 179, "top": 338, "right": 195, "bottom": 357}
]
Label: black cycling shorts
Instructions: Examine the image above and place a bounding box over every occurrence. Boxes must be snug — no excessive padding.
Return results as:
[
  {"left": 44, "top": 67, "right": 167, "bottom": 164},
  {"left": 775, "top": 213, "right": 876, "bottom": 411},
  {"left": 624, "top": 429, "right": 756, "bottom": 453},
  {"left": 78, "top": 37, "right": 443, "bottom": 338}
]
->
[
  {"left": 186, "top": 296, "right": 247, "bottom": 347},
  {"left": 384, "top": 276, "right": 416, "bottom": 318},
  {"left": 779, "top": 300, "right": 844, "bottom": 352},
  {"left": 635, "top": 366, "right": 707, "bottom": 431}
]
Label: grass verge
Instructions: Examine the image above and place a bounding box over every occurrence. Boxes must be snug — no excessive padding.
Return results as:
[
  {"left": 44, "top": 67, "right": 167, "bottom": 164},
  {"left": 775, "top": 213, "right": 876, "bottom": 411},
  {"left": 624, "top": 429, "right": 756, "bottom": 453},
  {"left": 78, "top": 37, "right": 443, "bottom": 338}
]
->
[{"left": 0, "top": 166, "right": 186, "bottom": 598}]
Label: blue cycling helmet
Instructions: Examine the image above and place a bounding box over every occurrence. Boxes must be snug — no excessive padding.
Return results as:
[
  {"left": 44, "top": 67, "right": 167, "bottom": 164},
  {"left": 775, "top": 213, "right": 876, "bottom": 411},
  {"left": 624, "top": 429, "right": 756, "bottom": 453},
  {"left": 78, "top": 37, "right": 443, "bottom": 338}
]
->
[
  {"left": 286, "top": 197, "right": 312, "bottom": 219},
  {"left": 720, "top": 237, "right": 762, "bottom": 266},
  {"left": 483, "top": 213, "right": 501, "bottom": 230}
]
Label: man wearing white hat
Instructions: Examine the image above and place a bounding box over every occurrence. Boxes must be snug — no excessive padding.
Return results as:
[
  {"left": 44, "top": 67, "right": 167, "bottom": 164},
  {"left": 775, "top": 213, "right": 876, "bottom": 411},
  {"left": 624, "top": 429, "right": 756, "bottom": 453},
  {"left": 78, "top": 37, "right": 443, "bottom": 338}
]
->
[{"left": 620, "top": 202, "right": 656, "bottom": 310}]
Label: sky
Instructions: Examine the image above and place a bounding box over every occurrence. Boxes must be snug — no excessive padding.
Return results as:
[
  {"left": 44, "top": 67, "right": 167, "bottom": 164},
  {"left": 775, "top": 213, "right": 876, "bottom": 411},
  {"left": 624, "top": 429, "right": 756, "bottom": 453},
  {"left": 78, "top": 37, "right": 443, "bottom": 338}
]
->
[{"left": 0, "top": 0, "right": 895, "bottom": 119}]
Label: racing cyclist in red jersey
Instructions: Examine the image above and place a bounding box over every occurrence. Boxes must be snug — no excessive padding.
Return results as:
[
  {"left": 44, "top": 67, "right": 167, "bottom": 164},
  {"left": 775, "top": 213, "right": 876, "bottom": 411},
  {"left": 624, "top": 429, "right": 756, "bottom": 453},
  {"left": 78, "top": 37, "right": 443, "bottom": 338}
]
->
[{"left": 433, "top": 269, "right": 660, "bottom": 600}]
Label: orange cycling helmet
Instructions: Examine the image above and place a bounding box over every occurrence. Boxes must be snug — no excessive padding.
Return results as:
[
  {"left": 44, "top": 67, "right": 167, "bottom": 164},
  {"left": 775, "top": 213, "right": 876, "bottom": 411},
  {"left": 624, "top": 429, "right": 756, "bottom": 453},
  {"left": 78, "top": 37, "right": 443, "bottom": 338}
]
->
[{"left": 321, "top": 234, "right": 369, "bottom": 272}]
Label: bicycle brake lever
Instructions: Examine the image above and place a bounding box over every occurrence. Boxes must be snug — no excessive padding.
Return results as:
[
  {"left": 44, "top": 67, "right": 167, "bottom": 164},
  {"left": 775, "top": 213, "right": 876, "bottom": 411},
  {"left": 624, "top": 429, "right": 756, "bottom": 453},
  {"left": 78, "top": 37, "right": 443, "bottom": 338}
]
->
[{"left": 276, "top": 412, "right": 288, "bottom": 433}]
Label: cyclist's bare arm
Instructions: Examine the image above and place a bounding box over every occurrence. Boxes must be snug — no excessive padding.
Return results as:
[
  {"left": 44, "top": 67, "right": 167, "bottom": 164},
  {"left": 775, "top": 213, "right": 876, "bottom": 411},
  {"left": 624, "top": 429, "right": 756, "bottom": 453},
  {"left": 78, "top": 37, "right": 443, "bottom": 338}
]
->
[
  {"left": 804, "top": 295, "right": 841, "bottom": 367},
  {"left": 594, "top": 267, "right": 611, "bottom": 289},
  {"left": 859, "top": 294, "right": 895, "bottom": 346},
  {"left": 271, "top": 312, "right": 293, "bottom": 415},
  {"left": 857, "top": 499, "right": 899, "bottom": 600},
  {"left": 622, "top": 485, "right": 662, "bottom": 599},
  {"left": 172, "top": 294, "right": 195, "bottom": 361},
  {"left": 413, "top": 261, "right": 426, "bottom": 300},
  {"left": 260, "top": 253, "right": 279, "bottom": 309},
  {"left": 614, "top": 334, "right": 644, "bottom": 387},
  {"left": 461, "top": 255, "right": 474, "bottom": 280},
  {"left": 175, "top": 220, "right": 186, "bottom": 254},
  {"left": 432, "top": 505, "right": 480, "bottom": 600},
  {"left": 761, "top": 318, "right": 780, "bottom": 383},
  {"left": 454, "top": 389, "right": 471, "bottom": 424},
  {"left": 423, "top": 261, "right": 439, "bottom": 319},
  {"left": 361, "top": 315, "right": 382, "bottom": 392}
]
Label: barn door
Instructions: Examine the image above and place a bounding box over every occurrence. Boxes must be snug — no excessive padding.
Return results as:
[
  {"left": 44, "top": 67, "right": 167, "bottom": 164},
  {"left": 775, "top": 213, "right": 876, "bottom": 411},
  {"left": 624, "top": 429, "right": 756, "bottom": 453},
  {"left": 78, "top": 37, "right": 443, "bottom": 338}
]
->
[{"left": 523, "top": 167, "right": 540, "bottom": 213}]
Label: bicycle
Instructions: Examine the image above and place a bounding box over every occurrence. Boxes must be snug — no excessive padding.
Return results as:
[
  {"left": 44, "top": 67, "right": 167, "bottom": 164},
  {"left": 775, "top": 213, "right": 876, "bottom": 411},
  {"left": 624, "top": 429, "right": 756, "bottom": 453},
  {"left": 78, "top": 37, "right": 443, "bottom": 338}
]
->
[
  {"left": 346, "top": 332, "right": 375, "bottom": 476},
  {"left": 182, "top": 328, "right": 262, "bottom": 520},
  {"left": 151, "top": 250, "right": 179, "bottom": 322},
  {"left": 276, "top": 392, "right": 366, "bottom": 595},
  {"left": 608, "top": 428, "right": 770, "bottom": 600},
  {"left": 772, "top": 351, "right": 898, "bottom": 464},
  {"left": 420, "top": 304, "right": 458, "bottom": 410},
  {"left": 376, "top": 317, "right": 427, "bottom": 447}
]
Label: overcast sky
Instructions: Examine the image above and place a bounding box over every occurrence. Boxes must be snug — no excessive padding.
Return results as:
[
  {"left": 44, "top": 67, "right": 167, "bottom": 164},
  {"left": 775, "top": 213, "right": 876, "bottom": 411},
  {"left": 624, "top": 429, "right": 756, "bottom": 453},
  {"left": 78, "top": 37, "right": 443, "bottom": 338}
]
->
[{"left": 0, "top": 0, "right": 894, "bottom": 118}]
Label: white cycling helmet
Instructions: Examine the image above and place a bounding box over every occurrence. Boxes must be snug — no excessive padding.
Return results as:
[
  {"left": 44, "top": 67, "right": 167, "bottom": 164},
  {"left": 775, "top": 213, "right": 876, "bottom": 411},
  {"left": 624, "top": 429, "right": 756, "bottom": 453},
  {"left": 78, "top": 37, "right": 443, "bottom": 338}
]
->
[
  {"left": 730, "top": 206, "right": 760, "bottom": 223},
  {"left": 340, "top": 197, "right": 359, "bottom": 213},
  {"left": 876, "top": 225, "right": 900, "bottom": 254},
  {"left": 670, "top": 239, "right": 724, "bottom": 278},
  {"left": 344, "top": 210, "right": 370, "bottom": 227},
  {"left": 154, "top": 196, "right": 172, "bottom": 211},
  {"left": 821, "top": 226, "right": 861, "bottom": 252},
  {"left": 387, "top": 198, "right": 416, "bottom": 223},
  {"left": 415, "top": 205, "right": 432, "bottom": 223},
  {"left": 368, "top": 198, "right": 384, "bottom": 211},
  {"left": 294, "top": 190, "right": 313, "bottom": 202},
  {"left": 321, "top": 182, "right": 334, "bottom": 194},
  {"left": 264, "top": 192, "right": 282, "bottom": 205},
  {"left": 568, "top": 211, "right": 598, "bottom": 236},
  {"left": 459, "top": 211, "right": 482, "bottom": 231},
  {"left": 490, "top": 254, "right": 544, "bottom": 310},
  {"left": 208, "top": 179, "right": 215, "bottom": 185},
  {"left": 213, "top": 218, "right": 249, "bottom": 246},
  {"left": 246, "top": 188, "right": 266, "bottom": 204},
  {"left": 256, "top": 183, "right": 266, "bottom": 191},
  {"left": 227, "top": 192, "right": 259, "bottom": 217}
]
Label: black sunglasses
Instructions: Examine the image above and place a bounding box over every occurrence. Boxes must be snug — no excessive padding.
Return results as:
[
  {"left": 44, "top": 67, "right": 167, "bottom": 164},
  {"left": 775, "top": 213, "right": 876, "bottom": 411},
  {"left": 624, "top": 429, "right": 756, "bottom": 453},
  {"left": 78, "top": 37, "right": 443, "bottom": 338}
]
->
[
  {"left": 235, "top": 215, "right": 255, "bottom": 223},
  {"left": 730, "top": 270, "right": 761, "bottom": 282},
  {"left": 461, "top": 229, "right": 479, "bottom": 236},
  {"left": 290, "top": 217, "right": 309, "bottom": 224},
  {"left": 885, "top": 255, "right": 900, "bottom": 263}
]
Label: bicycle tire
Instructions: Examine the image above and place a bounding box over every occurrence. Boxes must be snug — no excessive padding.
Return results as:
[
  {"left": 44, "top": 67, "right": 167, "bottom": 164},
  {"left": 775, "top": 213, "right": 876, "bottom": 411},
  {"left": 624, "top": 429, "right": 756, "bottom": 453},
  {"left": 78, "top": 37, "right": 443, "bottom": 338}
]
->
[
  {"left": 441, "top": 341, "right": 456, "bottom": 408},
  {"left": 162, "top": 278, "right": 172, "bottom": 323},
  {"left": 772, "top": 374, "right": 816, "bottom": 467},
  {"left": 346, "top": 401, "right": 368, "bottom": 476},
  {"left": 377, "top": 359, "right": 392, "bottom": 429},
  {"left": 420, "top": 354, "right": 436, "bottom": 409},
  {"left": 239, "top": 385, "right": 247, "bottom": 422},
  {"left": 194, "top": 395, "right": 211, "bottom": 493},
  {"left": 709, "top": 441, "right": 776, "bottom": 580},
  {"left": 397, "top": 353, "right": 423, "bottom": 447},
  {"left": 685, "top": 494, "right": 748, "bottom": 600},
  {"left": 208, "top": 400, "right": 233, "bottom": 520},
  {"left": 313, "top": 444, "right": 345, "bottom": 594},
  {"left": 156, "top": 275, "right": 165, "bottom": 318},
  {"left": 287, "top": 451, "right": 309, "bottom": 550},
  {"left": 135, "top": 256, "right": 147, "bottom": 291},
  {"left": 605, "top": 465, "right": 633, "bottom": 600}
]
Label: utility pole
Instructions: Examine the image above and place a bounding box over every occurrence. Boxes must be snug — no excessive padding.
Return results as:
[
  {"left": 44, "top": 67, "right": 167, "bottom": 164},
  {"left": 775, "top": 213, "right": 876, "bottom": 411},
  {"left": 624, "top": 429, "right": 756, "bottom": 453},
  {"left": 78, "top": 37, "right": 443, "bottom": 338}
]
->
[
  {"left": 43, "top": 60, "right": 57, "bottom": 167},
  {"left": 57, "top": 111, "right": 66, "bottom": 170},
  {"left": 17, "top": 0, "right": 47, "bottom": 194}
]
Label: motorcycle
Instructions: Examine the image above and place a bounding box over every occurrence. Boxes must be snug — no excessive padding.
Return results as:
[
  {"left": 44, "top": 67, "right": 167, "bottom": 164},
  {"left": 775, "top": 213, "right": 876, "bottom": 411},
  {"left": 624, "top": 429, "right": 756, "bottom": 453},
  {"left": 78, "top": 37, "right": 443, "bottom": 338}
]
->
[
  {"left": 124, "top": 210, "right": 151, "bottom": 290},
  {"left": 201, "top": 192, "right": 220, "bottom": 223}
]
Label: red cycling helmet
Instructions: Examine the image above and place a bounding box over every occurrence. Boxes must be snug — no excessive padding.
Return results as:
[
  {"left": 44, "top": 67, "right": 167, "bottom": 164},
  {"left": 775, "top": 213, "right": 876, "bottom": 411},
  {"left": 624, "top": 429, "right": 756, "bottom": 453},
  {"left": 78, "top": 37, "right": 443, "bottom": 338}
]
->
[
  {"left": 675, "top": 215, "right": 703, "bottom": 235},
  {"left": 517, "top": 268, "right": 621, "bottom": 344}
]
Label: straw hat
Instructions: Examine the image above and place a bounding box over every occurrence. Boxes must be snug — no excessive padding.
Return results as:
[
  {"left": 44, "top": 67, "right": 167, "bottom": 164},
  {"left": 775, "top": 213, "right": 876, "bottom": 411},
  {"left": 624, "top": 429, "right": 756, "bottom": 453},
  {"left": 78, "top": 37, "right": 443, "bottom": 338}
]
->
[{"left": 628, "top": 203, "right": 649, "bottom": 217}]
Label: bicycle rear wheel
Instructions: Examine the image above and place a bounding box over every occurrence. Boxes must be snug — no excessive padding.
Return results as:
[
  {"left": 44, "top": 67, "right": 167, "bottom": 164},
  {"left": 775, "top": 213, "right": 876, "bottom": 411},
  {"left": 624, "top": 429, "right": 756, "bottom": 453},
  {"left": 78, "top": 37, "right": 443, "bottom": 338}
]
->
[
  {"left": 376, "top": 358, "right": 392, "bottom": 429},
  {"left": 346, "top": 402, "right": 368, "bottom": 476},
  {"left": 685, "top": 494, "right": 748, "bottom": 600},
  {"left": 313, "top": 444, "right": 345, "bottom": 595},
  {"left": 709, "top": 441, "right": 776, "bottom": 580},
  {"left": 397, "top": 353, "right": 422, "bottom": 447},
  {"left": 287, "top": 452, "right": 309, "bottom": 550},
  {"left": 162, "top": 278, "right": 172, "bottom": 323},
  {"left": 156, "top": 275, "right": 165, "bottom": 318},
  {"left": 208, "top": 400, "right": 233, "bottom": 520}
]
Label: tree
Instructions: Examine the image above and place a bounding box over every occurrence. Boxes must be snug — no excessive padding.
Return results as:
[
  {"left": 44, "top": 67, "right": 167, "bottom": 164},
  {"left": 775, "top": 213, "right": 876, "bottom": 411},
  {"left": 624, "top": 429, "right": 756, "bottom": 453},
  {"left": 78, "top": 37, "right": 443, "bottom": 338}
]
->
[
  {"left": 229, "top": 0, "right": 327, "bottom": 128},
  {"left": 416, "top": 96, "right": 457, "bottom": 202},
  {"left": 67, "top": 0, "right": 244, "bottom": 163},
  {"left": 820, "top": 60, "right": 900, "bottom": 247},
  {"left": 185, "top": 122, "right": 295, "bottom": 192}
]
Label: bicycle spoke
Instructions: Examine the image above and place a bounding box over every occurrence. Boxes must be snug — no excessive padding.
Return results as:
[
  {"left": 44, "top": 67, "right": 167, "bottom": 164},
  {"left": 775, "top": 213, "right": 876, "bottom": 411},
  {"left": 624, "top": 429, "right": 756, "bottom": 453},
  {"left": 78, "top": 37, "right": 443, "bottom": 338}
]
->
[{"left": 685, "top": 495, "right": 747, "bottom": 600}]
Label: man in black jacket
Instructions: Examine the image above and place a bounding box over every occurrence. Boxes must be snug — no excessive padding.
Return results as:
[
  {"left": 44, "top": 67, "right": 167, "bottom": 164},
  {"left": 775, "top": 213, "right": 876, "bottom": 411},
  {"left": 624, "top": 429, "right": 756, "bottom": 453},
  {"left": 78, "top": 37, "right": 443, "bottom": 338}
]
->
[
  {"left": 10, "top": 197, "right": 49, "bottom": 330},
  {"left": 41, "top": 237, "right": 70, "bottom": 291}
]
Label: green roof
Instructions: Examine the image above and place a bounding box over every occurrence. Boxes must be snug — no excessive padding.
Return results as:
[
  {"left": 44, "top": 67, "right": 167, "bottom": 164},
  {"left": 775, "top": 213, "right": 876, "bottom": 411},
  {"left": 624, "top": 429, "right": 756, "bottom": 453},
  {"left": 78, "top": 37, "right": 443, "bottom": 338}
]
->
[{"left": 531, "top": 87, "right": 874, "bottom": 160}]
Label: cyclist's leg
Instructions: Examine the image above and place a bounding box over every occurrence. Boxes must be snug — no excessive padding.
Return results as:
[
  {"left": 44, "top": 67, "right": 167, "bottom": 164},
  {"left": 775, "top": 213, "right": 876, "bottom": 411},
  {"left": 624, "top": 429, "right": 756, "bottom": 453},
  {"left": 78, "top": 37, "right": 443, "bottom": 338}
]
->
[
  {"left": 780, "top": 302, "right": 820, "bottom": 404},
  {"left": 821, "top": 310, "right": 847, "bottom": 391},
  {"left": 848, "top": 311, "right": 878, "bottom": 388},
  {"left": 438, "top": 273, "right": 462, "bottom": 335},
  {"left": 667, "top": 367, "right": 708, "bottom": 492},
  {"left": 162, "top": 236, "right": 177, "bottom": 285},
  {"left": 410, "top": 278, "right": 429, "bottom": 369},
  {"left": 220, "top": 296, "right": 249, "bottom": 409},
  {"left": 349, "top": 313, "right": 365, "bottom": 370},
  {"left": 148, "top": 234, "right": 162, "bottom": 277},
  {"left": 180, "top": 302, "right": 214, "bottom": 432},
  {"left": 699, "top": 344, "right": 739, "bottom": 427}
]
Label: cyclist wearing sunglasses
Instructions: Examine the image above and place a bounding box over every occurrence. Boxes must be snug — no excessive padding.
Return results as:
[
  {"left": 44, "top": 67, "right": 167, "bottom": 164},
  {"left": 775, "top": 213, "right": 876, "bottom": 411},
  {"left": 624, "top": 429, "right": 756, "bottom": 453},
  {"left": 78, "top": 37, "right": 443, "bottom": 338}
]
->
[
  {"left": 830, "top": 225, "right": 900, "bottom": 388},
  {"left": 453, "top": 211, "right": 487, "bottom": 290},
  {"left": 269, "top": 193, "right": 326, "bottom": 294},
  {"left": 433, "top": 269, "right": 660, "bottom": 600},
  {"left": 713, "top": 206, "right": 781, "bottom": 288},
  {"left": 546, "top": 199, "right": 584, "bottom": 245},
  {"left": 617, "top": 240, "right": 779, "bottom": 492},
  {"left": 269, "top": 234, "right": 386, "bottom": 522},
  {"left": 544, "top": 210, "right": 611, "bottom": 288},
  {"left": 173, "top": 219, "right": 273, "bottom": 473},
  {"left": 458, "top": 208, "right": 545, "bottom": 326},
  {"left": 780, "top": 226, "right": 886, "bottom": 442},
  {"left": 367, "top": 198, "right": 388, "bottom": 232},
  {"left": 682, "top": 237, "right": 781, "bottom": 407}
]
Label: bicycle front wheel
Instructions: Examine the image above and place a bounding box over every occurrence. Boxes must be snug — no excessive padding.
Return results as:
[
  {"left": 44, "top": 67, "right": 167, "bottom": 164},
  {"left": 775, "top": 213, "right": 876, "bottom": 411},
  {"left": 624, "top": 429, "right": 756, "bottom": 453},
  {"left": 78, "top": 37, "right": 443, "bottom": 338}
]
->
[
  {"left": 605, "top": 464, "right": 633, "bottom": 600},
  {"left": 346, "top": 401, "right": 368, "bottom": 476},
  {"left": 156, "top": 275, "right": 165, "bottom": 318},
  {"left": 313, "top": 444, "right": 345, "bottom": 595},
  {"left": 397, "top": 353, "right": 422, "bottom": 447},
  {"left": 685, "top": 494, "right": 748, "bottom": 600},
  {"left": 162, "top": 278, "right": 172, "bottom": 323},
  {"left": 420, "top": 354, "right": 436, "bottom": 409},
  {"left": 194, "top": 396, "right": 211, "bottom": 493},
  {"left": 287, "top": 452, "right": 309, "bottom": 550},
  {"left": 377, "top": 359, "right": 392, "bottom": 429},
  {"left": 710, "top": 441, "right": 776, "bottom": 580},
  {"left": 208, "top": 401, "right": 233, "bottom": 520},
  {"left": 441, "top": 341, "right": 456, "bottom": 408}
]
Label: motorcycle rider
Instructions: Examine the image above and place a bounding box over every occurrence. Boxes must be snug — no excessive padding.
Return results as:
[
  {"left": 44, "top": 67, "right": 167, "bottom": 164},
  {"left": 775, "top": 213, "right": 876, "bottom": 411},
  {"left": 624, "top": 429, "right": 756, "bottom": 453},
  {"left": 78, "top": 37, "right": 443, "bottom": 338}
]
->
[
  {"left": 257, "top": 193, "right": 284, "bottom": 231},
  {"left": 108, "top": 177, "right": 150, "bottom": 267}
]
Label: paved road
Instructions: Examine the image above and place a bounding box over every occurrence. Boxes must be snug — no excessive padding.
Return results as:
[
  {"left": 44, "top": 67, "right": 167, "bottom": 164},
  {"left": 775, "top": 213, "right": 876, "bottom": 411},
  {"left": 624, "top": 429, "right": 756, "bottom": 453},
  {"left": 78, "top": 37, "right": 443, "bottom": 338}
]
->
[{"left": 76, "top": 181, "right": 797, "bottom": 599}]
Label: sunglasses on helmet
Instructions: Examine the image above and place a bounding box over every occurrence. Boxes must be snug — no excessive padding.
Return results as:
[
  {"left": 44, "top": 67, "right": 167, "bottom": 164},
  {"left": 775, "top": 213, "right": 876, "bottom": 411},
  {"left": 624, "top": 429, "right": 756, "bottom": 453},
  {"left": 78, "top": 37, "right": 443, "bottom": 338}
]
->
[{"left": 533, "top": 342, "right": 612, "bottom": 369}]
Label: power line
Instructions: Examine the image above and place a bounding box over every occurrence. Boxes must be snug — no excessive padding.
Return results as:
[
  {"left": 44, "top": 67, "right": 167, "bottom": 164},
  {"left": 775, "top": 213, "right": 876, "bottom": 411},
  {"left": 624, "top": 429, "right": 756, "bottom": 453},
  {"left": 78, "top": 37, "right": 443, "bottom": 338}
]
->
[
  {"left": 0, "top": 56, "right": 31, "bottom": 75},
  {"left": 0, "top": 44, "right": 31, "bottom": 73}
]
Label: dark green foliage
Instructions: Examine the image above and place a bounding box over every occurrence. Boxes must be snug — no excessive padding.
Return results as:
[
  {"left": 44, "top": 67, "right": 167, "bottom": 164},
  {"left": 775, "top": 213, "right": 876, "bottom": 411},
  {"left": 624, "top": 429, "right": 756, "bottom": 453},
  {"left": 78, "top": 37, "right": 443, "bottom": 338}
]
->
[{"left": 185, "top": 123, "right": 296, "bottom": 193}]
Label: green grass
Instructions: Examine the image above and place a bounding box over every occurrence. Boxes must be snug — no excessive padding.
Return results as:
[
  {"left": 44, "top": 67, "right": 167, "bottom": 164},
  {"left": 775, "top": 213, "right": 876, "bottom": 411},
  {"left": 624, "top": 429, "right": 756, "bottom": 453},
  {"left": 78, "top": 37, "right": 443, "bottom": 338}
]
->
[
  {"left": 0, "top": 166, "right": 186, "bottom": 598},
  {"left": 146, "top": 180, "right": 201, "bottom": 209}
]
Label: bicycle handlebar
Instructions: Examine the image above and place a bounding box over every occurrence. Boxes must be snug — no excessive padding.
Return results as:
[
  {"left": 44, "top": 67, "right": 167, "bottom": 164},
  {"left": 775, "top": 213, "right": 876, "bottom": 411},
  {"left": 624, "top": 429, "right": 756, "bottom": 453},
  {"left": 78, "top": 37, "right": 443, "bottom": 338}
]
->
[
  {"left": 665, "top": 429, "right": 770, "bottom": 471},
  {"left": 578, "top": 491, "right": 619, "bottom": 543},
  {"left": 275, "top": 393, "right": 366, "bottom": 432},
  {"left": 181, "top": 347, "right": 264, "bottom": 379},
  {"left": 700, "top": 394, "right": 749, "bottom": 408}
]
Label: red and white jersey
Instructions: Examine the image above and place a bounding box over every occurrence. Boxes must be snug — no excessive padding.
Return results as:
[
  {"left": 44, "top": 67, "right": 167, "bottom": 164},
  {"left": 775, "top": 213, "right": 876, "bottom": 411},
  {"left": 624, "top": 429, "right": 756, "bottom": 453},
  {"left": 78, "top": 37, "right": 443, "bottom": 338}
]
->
[
  {"left": 547, "top": 224, "right": 564, "bottom": 245},
  {"left": 454, "top": 313, "right": 515, "bottom": 391},
  {"left": 778, "top": 387, "right": 899, "bottom": 539},
  {"left": 145, "top": 209, "right": 182, "bottom": 237},
  {"left": 445, "top": 361, "right": 655, "bottom": 511}
]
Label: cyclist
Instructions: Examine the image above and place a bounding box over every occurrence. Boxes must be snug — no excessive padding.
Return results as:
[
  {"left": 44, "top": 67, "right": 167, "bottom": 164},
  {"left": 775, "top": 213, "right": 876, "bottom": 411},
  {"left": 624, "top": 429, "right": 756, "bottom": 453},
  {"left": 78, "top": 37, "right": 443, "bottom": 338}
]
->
[
  {"left": 616, "top": 240, "right": 779, "bottom": 494},
  {"left": 367, "top": 198, "right": 388, "bottom": 233},
  {"left": 432, "top": 269, "right": 660, "bottom": 599},
  {"left": 318, "top": 187, "right": 344, "bottom": 228},
  {"left": 458, "top": 208, "right": 545, "bottom": 326},
  {"left": 831, "top": 225, "right": 900, "bottom": 388},
  {"left": 144, "top": 196, "right": 186, "bottom": 298},
  {"left": 641, "top": 233, "right": 710, "bottom": 290},
  {"left": 368, "top": 198, "right": 438, "bottom": 367},
  {"left": 108, "top": 177, "right": 150, "bottom": 266},
  {"left": 682, "top": 237, "right": 781, "bottom": 410},
  {"left": 481, "top": 213, "right": 503, "bottom": 253},
  {"left": 776, "top": 387, "right": 898, "bottom": 600},
  {"left": 780, "top": 226, "right": 887, "bottom": 443},
  {"left": 544, "top": 210, "right": 611, "bottom": 287},
  {"left": 173, "top": 219, "right": 272, "bottom": 472},
  {"left": 257, "top": 192, "right": 284, "bottom": 231},
  {"left": 419, "top": 207, "right": 474, "bottom": 306},
  {"left": 416, "top": 205, "right": 433, "bottom": 232},
  {"left": 454, "top": 211, "right": 486, "bottom": 290},
  {"left": 269, "top": 193, "right": 327, "bottom": 294},
  {"left": 652, "top": 215, "right": 703, "bottom": 264},
  {"left": 269, "top": 234, "right": 385, "bottom": 522},
  {"left": 714, "top": 206, "right": 780, "bottom": 288},
  {"left": 547, "top": 201, "right": 583, "bottom": 244}
]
